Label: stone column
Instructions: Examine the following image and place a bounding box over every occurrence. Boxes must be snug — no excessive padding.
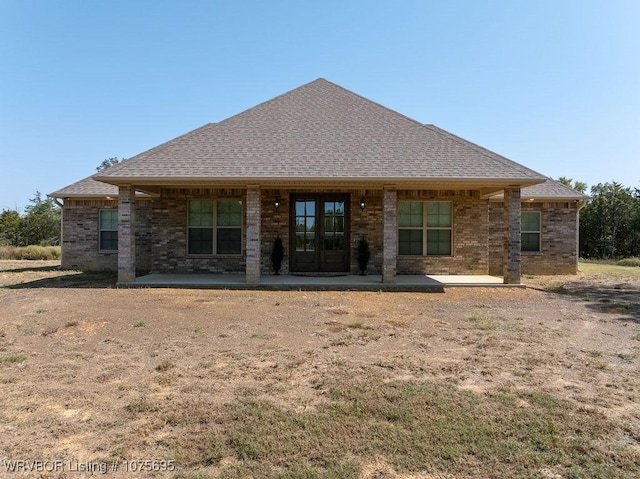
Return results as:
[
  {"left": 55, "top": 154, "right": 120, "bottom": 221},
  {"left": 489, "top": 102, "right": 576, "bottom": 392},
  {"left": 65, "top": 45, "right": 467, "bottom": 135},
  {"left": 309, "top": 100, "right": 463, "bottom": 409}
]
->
[
  {"left": 382, "top": 187, "right": 397, "bottom": 283},
  {"left": 503, "top": 187, "right": 521, "bottom": 284},
  {"left": 246, "top": 185, "right": 261, "bottom": 284},
  {"left": 118, "top": 185, "right": 136, "bottom": 283}
]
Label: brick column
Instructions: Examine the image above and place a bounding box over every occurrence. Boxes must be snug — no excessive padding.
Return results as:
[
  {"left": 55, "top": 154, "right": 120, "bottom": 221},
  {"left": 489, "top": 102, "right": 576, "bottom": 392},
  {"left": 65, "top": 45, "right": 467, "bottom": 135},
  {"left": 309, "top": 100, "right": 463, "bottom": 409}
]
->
[
  {"left": 382, "top": 187, "right": 397, "bottom": 283},
  {"left": 246, "top": 185, "right": 261, "bottom": 284},
  {"left": 503, "top": 187, "right": 521, "bottom": 284},
  {"left": 118, "top": 185, "right": 136, "bottom": 283}
]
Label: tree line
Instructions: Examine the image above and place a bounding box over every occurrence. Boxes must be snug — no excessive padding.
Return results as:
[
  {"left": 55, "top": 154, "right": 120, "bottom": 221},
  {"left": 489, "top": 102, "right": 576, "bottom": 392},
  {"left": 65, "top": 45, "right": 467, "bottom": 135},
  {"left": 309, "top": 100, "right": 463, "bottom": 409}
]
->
[
  {"left": 560, "top": 177, "right": 640, "bottom": 259},
  {"left": 0, "top": 192, "right": 61, "bottom": 247},
  {"left": 0, "top": 158, "right": 124, "bottom": 248}
]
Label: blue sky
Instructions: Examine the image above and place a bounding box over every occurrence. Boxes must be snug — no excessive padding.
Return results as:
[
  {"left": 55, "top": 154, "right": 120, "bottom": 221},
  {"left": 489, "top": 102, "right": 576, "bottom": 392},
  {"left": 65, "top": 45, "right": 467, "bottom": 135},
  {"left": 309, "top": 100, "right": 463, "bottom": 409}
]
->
[{"left": 1, "top": 0, "right": 638, "bottom": 212}]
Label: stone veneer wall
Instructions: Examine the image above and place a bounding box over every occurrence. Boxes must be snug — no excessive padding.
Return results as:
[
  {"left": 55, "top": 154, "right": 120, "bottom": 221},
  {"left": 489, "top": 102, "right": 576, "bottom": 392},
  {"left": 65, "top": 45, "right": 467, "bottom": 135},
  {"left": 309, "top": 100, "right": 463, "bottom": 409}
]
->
[
  {"left": 396, "top": 190, "right": 490, "bottom": 275},
  {"left": 151, "top": 188, "right": 246, "bottom": 273},
  {"left": 489, "top": 201, "right": 579, "bottom": 275},
  {"left": 61, "top": 198, "right": 152, "bottom": 272}
]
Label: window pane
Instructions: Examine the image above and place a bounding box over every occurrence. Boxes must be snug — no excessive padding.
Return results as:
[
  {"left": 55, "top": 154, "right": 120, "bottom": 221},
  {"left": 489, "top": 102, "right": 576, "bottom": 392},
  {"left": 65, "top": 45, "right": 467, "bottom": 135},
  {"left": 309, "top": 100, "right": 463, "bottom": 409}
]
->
[
  {"left": 295, "top": 233, "right": 306, "bottom": 251},
  {"left": 188, "top": 228, "right": 213, "bottom": 254},
  {"left": 522, "top": 232, "right": 540, "bottom": 252},
  {"left": 324, "top": 201, "right": 335, "bottom": 215},
  {"left": 427, "top": 202, "right": 452, "bottom": 228},
  {"left": 324, "top": 217, "right": 334, "bottom": 233},
  {"left": 100, "top": 210, "right": 118, "bottom": 230},
  {"left": 399, "top": 229, "right": 423, "bottom": 255},
  {"left": 522, "top": 212, "right": 540, "bottom": 232},
  {"left": 217, "top": 200, "right": 242, "bottom": 227},
  {"left": 305, "top": 201, "right": 315, "bottom": 216},
  {"left": 189, "top": 200, "right": 213, "bottom": 227},
  {"left": 100, "top": 231, "right": 118, "bottom": 251},
  {"left": 217, "top": 228, "right": 241, "bottom": 254},
  {"left": 427, "top": 230, "right": 451, "bottom": 256},
  {"left": 305, "top": 217, "right": 315, "bottom": 232},
  {"left": 305, "top": 235, "right": 315, "bottom": 251},
  {"left": 399, "top": 201, "right": 423, "bottom": 227}
]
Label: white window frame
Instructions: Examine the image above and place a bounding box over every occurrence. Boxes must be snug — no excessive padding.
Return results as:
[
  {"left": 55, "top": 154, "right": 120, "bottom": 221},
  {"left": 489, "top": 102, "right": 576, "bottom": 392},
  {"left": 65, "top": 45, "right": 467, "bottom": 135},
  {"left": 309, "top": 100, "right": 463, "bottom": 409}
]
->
[
  {"left": 398, "top": 201, "right": 453, "bottom": 256},
  {"left": 98, "top": 209, "right": 118, "bottom": 253},
  {"left": 187, "top": 199, "right": 243, "bottom": 256}
]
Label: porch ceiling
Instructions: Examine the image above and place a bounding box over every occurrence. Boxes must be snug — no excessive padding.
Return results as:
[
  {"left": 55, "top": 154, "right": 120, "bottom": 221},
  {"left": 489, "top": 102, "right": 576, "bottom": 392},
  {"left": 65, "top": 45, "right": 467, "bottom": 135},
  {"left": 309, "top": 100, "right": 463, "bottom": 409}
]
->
[{"left": 96, "top": 177, "right": 545, "bottom": 196}]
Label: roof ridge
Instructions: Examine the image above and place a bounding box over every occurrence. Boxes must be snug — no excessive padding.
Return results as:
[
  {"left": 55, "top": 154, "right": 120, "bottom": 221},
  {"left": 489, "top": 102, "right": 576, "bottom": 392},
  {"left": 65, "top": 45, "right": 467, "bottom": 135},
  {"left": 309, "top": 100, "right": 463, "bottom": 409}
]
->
[
  {"left": 423, "top": 124, "right": 546, "bottom": 180},
  {"left": 316, "top": 79, "right": 428, "bottom": 129},
  {"left": 212, "top": 78, "right": 427, "bottom": 131},
  {"left": 212, "top": 78, "right": 329, "bottom": 128}
]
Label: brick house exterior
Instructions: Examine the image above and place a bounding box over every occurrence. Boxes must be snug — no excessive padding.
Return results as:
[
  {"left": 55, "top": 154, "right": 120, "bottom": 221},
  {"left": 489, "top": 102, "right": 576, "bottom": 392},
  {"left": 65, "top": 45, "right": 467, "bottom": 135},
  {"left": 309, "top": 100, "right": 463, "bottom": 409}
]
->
[{"left": 50, "top": 79, "right": 587, "bottom": 284}]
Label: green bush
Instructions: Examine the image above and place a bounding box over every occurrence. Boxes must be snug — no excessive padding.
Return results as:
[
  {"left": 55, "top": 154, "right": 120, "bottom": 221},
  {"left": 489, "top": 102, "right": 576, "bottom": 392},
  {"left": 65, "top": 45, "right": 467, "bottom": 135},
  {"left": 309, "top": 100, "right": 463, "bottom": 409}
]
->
[
  {"left": 0, "top": 245, "right": 61, "bottom": 260},
  {"left": 617, "top": 257, "right": 640, "bottom": 267}
]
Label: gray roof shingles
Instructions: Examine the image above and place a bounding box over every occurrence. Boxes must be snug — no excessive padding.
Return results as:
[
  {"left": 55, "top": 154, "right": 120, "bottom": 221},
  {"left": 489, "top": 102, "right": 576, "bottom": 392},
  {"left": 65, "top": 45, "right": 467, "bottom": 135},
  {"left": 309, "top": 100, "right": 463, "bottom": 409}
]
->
[
  {"left": 50, "top": 175, "right": 120, "bottom": 197},
  {"left": 53, "top": 79, "right": 573, "bottom": 198},
  {"left": 93, "top": 78, "right": 546, "bottom": 182}
]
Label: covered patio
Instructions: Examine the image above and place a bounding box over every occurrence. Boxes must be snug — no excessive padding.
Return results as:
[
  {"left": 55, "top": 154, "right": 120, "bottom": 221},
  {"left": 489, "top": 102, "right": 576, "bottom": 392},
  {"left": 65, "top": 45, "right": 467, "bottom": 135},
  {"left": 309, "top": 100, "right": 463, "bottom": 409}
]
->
[{"left": 124, "top": 273, "right": 518, "bottom": 291}]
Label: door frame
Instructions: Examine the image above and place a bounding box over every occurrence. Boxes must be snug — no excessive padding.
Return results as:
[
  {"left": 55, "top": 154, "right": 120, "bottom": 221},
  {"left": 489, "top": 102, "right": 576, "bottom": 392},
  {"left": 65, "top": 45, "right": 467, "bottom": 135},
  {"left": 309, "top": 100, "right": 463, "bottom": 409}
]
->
[{"left": 289, "top": 193, "right": 350, "bottom": 273}]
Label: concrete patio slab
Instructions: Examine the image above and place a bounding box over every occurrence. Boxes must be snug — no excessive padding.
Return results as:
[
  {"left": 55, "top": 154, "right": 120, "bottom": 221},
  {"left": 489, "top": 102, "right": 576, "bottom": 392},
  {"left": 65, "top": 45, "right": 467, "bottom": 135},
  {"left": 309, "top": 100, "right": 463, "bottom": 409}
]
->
[{"left": 123, "top": 273, "right": 520, "bottom": 291}]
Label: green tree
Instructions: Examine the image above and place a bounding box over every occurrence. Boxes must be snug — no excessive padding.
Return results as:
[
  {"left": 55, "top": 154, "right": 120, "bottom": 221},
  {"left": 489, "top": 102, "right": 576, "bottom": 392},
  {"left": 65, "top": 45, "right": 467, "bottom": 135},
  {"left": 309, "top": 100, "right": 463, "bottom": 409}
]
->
[
  {"left": 96, "top": 157, "right": 125, "bottom": 172},
  {"left": 580, "top": 182, "right": 636, "bottom": 258},
  {"left": 558, "top": 177, "right": 587, "bottom": 194},
  {"left": 0, "top": 209, "right": 24, "bottom": 246},
  {"left": 22, "top": 191, "right": 61, "bottom": 246}
]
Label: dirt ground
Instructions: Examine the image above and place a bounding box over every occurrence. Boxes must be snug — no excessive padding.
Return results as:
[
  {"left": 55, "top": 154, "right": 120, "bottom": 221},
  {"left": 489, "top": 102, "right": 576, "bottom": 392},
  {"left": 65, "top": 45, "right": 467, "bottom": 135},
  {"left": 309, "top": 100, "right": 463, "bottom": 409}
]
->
[{"left": 0, "top": 261, "right": 638, "bottom": 478}]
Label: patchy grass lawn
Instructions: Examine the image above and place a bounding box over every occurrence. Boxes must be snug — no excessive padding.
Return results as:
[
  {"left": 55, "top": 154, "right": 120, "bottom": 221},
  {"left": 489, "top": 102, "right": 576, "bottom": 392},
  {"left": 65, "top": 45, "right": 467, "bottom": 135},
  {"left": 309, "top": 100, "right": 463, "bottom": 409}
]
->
[
  {"left": 580, "top": 260, "right": 640, "bottom": 278},
  {"left": 0, "top": 261, "right": 639, "bottom": 478}
]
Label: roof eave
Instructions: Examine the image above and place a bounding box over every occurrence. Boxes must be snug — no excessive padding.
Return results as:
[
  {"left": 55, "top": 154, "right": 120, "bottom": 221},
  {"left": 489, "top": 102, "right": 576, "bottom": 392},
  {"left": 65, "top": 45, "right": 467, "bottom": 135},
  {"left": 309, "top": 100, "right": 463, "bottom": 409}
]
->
[{"left": 92, "top": 175, "right": 546, "bottom": 188}]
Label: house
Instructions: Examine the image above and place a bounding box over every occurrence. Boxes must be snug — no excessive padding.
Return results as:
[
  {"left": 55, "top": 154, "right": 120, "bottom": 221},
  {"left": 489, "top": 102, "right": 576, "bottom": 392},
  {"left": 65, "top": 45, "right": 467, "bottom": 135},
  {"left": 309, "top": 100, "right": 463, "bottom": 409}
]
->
[{"left": 49, "top": 79, "right": 588, "bottom": 285}]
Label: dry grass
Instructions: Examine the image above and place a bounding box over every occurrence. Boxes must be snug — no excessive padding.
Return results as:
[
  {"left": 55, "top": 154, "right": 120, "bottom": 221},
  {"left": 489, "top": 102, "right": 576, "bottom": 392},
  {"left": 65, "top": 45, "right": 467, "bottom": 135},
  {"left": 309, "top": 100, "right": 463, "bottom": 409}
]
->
[
  {"left": 160, "top": 368, "right": 637, "bottom": 478},
  {"left": 0, "top": 245, "right": 61, "bottom": 260},
  {"left": 0, "top": 260, "right": 639, "bottom": 478}
]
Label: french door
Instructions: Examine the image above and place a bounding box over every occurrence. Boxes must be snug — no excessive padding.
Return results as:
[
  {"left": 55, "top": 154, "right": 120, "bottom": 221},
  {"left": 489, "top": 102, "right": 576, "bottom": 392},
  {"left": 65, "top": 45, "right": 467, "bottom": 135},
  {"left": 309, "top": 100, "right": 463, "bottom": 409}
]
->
[{"left": 289, "top": 194, "right": 350, "bottom": 272}]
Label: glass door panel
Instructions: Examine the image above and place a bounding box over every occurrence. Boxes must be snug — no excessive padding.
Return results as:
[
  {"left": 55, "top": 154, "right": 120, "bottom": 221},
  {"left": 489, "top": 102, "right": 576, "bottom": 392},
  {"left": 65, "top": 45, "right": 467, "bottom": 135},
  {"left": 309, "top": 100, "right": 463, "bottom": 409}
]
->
[{"left": 295, "top": 200, "right": 316, "bottom": 252}]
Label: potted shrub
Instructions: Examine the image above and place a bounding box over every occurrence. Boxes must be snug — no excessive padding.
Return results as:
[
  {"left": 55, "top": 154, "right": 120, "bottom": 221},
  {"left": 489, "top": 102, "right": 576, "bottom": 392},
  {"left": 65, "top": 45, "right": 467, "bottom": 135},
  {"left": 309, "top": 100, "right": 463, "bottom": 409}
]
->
[
  {"left": 357, "top": 237, "right": 371, "bottom": 275},
  {"left": 271, "top": 236, "right": 284, "bottom": 274}
]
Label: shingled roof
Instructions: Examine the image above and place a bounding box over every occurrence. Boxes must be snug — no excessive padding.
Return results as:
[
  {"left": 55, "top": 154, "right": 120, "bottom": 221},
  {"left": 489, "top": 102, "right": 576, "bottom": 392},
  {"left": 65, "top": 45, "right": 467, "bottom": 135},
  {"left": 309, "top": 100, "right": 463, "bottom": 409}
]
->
[
  {"left": 89, "top": 78, "right": 546, "bottom": 188},
  {"left": 49, "top": 175, "right": 148, "bottom": 199},
  {"left": 50, "top": 175, "right": 120, "bottom": 198},
  {"left": 491, "top": 178, "right": 589, "bottom": 201}
]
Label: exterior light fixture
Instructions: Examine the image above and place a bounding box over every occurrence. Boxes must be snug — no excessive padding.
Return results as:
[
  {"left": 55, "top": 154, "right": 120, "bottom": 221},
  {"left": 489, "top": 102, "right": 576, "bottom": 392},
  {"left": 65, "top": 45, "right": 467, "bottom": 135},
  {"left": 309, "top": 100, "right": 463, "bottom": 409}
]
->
[
  {"left": 274, "top": 195, "right": 281, "bottom": 210},
  {"left": 359, "top": 197, "right": 366, "bottom": 211}
]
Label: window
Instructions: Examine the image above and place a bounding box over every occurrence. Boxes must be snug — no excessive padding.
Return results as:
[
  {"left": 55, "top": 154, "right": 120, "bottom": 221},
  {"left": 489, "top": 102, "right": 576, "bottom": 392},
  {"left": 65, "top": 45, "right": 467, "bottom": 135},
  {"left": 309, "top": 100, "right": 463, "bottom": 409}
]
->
[
  {"left": 521, "top": 211, "right": 541, "bottom": 252},
  {"left": 398, "top": 201, "right": 452, "bottom": 256},
  {"left": 188, "top": 199, "right": 242, "bottom": 255},
  {"left": 99, "top": 209, "right": 118, "bottom": 252}
]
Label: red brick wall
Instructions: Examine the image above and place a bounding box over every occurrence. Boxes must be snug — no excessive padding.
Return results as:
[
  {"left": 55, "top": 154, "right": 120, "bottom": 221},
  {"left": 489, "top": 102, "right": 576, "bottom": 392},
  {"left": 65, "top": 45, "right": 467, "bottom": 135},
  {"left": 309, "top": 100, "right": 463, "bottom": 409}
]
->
[
  {"left": 396, "top": 190, "right": 489, "bottom": 275},
  {"left": 61, "top": 199, "right": 152, "bottom": 272},
  {"left": 489, "top": 201, "right": 579, "bottom": 275}
]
